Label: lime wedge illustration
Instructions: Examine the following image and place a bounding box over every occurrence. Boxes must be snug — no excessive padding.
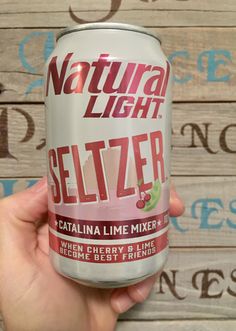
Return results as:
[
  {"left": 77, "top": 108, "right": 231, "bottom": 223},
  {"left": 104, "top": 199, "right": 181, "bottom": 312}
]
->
[{"left": 142, "top": 180, "right": 161, "bottom": 212}]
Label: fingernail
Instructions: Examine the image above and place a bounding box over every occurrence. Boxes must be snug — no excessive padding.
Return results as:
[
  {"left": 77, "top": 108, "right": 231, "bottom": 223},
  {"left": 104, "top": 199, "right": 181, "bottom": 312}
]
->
[
  {"left": 115, "top": 291, "right": 136, "bottom": 313},
  {"left": 131, "top": 276, "right": 156, "bottom": 302},
  {"left": 31, "top": 177, "right": 47, "bottom": 193},
  {"left": 170, "top": 189, "right": 185, "bottom": 210},
  {"left": 170, "top": 196, "right": 185, "bottom": 216},
  {"left": 170, "top": 189, "right": 181, "bottom": 201}
]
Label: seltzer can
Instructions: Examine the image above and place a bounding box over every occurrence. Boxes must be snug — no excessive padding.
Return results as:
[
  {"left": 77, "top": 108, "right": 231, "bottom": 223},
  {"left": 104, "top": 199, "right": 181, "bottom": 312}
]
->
[{"left": 45, "top": 23, "right": 172, "bottom": 288}]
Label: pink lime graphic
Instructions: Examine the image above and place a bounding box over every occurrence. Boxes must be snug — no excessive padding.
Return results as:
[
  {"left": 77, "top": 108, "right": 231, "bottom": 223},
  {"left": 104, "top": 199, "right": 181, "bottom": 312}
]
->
[{"left": 136, "top": 179, "right": 162, "bottom": 212}]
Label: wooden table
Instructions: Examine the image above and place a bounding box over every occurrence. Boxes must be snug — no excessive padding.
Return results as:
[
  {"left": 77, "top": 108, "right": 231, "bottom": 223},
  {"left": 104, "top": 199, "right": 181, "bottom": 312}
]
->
[{"left": 0, "top": 1, "right": 236, "bottom": 330}]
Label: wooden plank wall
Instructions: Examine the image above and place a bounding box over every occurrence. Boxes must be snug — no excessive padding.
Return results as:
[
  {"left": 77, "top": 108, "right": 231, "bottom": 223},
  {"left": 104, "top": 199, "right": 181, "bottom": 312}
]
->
[{"left": 0, "top": 1, "right": 236, "bottom": 330}]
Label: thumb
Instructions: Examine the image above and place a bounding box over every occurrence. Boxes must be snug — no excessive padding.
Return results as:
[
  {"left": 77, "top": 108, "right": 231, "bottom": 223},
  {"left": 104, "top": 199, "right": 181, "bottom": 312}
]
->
[
  {"left": 1, "top": 177, "right": 48, "bottom": 225},
  {"left": 169, "top": 185, "right": 185, "bottom": 217},
  {"left": 0, "top": 177, "right": 48, "bottom": 262}
]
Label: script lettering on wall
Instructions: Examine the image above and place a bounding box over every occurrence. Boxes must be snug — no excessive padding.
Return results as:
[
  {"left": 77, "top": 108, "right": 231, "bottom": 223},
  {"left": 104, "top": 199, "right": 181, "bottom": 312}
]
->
[
  {"left": 156, "top": 268, "right": 236, "bottom": 300},
  {"left": 69, "top": 0, "right": 122, "bottom": 23},
  {"left": 0, "top": 107, "right": 35, "bottom": 160}
]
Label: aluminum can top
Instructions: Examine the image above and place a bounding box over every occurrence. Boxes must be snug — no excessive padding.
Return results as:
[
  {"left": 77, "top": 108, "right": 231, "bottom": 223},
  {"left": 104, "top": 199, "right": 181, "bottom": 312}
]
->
[{"left": 57, "top": 22, "right": 161, "bottom": 44}]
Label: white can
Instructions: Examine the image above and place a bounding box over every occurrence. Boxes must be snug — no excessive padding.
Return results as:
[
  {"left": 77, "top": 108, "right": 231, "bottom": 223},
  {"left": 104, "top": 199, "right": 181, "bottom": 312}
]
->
[{"left": 45, "top": 23, "right": 172, "bottom": 288}]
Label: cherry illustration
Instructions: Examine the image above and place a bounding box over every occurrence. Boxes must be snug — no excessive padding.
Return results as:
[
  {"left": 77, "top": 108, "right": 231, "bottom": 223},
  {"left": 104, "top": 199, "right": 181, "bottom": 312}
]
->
[
  {"left": 144, "top": 193, "right": 151, "bottom": 202},
  {"left": 136, "top": 200, "right": 145, "bottom": 209},
  {"left": 136, "top": 179, "right": 152, "bottom": 209}
]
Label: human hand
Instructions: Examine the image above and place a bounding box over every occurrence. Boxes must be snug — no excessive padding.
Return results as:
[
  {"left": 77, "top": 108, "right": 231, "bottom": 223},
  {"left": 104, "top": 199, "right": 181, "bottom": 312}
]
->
[{"left": 0, "top": 178, "right": 184, "bottom": 331}]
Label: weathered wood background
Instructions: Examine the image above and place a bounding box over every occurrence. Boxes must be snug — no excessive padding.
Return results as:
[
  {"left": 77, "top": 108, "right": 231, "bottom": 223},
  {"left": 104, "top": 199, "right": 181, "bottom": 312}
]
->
[{"left": 0, "top": 0, "right": 236, "bottom": 330}]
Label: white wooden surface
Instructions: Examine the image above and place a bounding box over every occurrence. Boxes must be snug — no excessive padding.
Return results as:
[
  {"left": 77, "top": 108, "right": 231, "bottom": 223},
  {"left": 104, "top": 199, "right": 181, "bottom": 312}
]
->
[
  {"left": 1, "top": 28, "right": 236, "bottom": 102},
  {"left": 1, "top": 0, "right": 236, "bottom": 27},
  {"left": 3, "top": 0, "right": 236, "bottom": 12},
  {"left": 0, "top": 104, "right": 235, "bottom": 176},
  {"left": 117, "top": 321, "right": 236, "bottom": 331},
  {"left": 121, "top": 249, "right": 236, "bottom": 319}
]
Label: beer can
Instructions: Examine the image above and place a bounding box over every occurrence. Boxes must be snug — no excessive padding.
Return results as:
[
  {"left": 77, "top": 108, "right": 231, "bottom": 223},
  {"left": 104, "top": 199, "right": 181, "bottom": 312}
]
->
[{"left": 45, "top": 23, "right": 172, "bottom": 288}]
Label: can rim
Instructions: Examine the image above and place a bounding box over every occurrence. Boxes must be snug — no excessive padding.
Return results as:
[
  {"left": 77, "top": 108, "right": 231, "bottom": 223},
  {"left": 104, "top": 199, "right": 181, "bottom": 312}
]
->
[{"left": 56, "top": 22, "right": 161, "bottom": 43}]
